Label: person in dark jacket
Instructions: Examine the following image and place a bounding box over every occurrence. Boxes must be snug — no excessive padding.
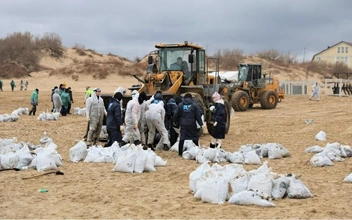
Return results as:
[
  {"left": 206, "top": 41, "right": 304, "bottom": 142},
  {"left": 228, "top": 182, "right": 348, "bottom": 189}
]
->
[
  {"left": 67, "top": 87, "right": 74, "bottom": 114},
  {"left": 105, "top": 92, "right": 124, "bottom": 147},
  {"left": 166, "top": 97, "right": 179, "bottom": 146},
  {"left": 209, "top": 92, "right": 227, "bottom": 148},
  {"left": 174, "top": 93, "right": 203, "bottom": 157}
]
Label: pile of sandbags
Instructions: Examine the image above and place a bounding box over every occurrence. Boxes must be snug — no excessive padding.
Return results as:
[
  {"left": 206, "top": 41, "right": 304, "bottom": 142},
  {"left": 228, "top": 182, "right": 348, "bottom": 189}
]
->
[
  {"left": 37, "top": 112, "right": 60, "bottom": 121},
  {"left": 69, "top": 141, "right": 167, "bottom": 173},
  {"left": 73, "top": 107, "right": 86, "bottom": 116},
  {"left": 0, "top": 134, "right": 62, "bottom": 172},
  {"left": 0, "top": 107, "right": 29, "bottom": 122},
  {"left": 170, "top": 141, "right": 290, "bottom": 164},
  {"left": 189, "top": 161, "right": 313, "bottom": 206},
  {"left": 306, "top": 131, "right": 352, "bottom": 167}
]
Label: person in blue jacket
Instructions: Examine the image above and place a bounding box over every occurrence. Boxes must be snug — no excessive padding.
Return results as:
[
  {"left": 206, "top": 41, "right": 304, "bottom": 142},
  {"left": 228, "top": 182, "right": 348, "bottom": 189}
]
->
[
  {"left": 174, "top": 93, "right": 203, "bottom": 157},
  {"left": 105, "top": 92, "right": 123, "bottom": 147},
  {"left": 209, "top": 92, "right": 227, "bottom": 148}
]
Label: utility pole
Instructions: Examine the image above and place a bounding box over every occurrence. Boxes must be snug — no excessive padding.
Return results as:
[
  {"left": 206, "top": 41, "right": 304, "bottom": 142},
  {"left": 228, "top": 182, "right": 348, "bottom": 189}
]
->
[{"left": 303, "top": 47, "right": 306, "bottom": 63}]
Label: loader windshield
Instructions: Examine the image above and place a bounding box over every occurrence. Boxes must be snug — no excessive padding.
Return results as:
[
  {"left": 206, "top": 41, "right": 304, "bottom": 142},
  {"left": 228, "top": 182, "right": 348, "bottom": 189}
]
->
[
  {"left": 238, "top": 66, "right": 249, "bottom": 82},
  {"left": 159, "top": 48, "right": 192, "bottom": 72}
]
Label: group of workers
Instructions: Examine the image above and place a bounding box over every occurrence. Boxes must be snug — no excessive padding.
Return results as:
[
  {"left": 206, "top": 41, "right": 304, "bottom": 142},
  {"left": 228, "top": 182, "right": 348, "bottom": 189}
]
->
[
  {"left": 84, "top": 87, "right": 228, "bottom": 157},
  {"left": 50, "top": 84, "right": 74, "bottom": 116}
]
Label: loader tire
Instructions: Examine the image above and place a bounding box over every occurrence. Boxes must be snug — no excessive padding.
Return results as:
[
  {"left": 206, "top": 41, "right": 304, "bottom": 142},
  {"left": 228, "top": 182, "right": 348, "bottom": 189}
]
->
[
  {"left": 224, "top": 99, "right": 231, "bottom": 134},
  {"left": 260, "top": 90, "right": 278, "bottom": 109},
  {"left": 231, "top": 90, "right": 249, "bottom": 111}
]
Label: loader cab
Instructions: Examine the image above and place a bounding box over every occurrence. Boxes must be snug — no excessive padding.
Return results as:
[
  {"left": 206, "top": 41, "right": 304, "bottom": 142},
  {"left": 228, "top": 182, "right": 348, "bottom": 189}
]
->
[
  {"left": 238, "top": 64, "right": 262, "bottom": 82},
  {"left": 238, "top": 64, "right": 265, "bottom": 88},
  {"left": 148, "top": 41, "right": 206, "bottom": 85}
]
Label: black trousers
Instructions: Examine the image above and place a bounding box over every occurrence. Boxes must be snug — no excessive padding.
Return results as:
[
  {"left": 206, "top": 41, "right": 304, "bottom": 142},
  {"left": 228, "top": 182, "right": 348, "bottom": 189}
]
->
[
  {"left": 178, "top": 139, "right": 199, "bottom": 156},
  {"left": 29, "top": 104, "right": 37, "bottom": 115},
  {"left": 105, "top": 128, "right": 122, "bottom": 147}
]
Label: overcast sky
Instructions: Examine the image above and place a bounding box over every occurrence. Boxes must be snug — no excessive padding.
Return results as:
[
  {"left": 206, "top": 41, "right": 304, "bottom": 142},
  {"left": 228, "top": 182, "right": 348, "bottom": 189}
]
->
[{"left": 1, "top": 0, "right": 351, "bottom": 61}]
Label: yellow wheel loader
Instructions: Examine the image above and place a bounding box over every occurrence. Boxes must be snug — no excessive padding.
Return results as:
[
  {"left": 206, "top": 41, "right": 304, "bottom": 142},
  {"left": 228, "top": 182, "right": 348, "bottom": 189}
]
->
[
  {"left": 220, "top": 63, "right": 285, "bottom": 111},
  {"left": 124, "top": 41, "right": 232, "bottom": 134}
]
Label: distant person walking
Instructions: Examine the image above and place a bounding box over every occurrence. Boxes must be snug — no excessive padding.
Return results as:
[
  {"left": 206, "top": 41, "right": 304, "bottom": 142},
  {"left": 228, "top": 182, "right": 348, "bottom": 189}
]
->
[
  {"left": 24, "top": 81, "right": 29, "bottom": 90},
  {"left": 0, "top": 79, "right": 3, "bottom": 91},
  {"left": 60, "top": 88, "right": 71, "bottom": 116},
  {"left": 310, "top": 81, "right": 320, "bottom": 101},
  {"left": 29, "top": 88, "right": 39, "bottom": 116},
  {"left": 20, "top": 80, "right": 24, "bottom": 90},
  {"left": 10, "top": 80, "right": 16, "bottom": 91}
]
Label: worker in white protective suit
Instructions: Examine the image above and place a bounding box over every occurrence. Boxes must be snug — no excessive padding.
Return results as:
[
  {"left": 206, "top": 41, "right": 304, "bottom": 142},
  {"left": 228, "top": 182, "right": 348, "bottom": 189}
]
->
[
  {"left": 85, "top": 88, "right": 107, "bottom": 146},
  {"left": 52, "top": 88, "right": 62, "bottom": 113},
  {"left": 146, "top": 100, "right": 170, "bottom": 151},
  {"left": 120, "top": 90, "right": 142, "bottom": 146},
  {"left": 310, "top": 81, "right": 320, "bottom": 101}
]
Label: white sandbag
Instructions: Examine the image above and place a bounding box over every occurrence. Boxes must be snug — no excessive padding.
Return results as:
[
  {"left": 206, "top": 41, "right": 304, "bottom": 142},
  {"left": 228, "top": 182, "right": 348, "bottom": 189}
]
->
[
  {"left": 287, "top": 174, "right": 313, "bottom": 199},
  {"left": 0, "top": 151, "right": 19, "bottom": 169},
  {"left": 271, "top": 176, "right": 290, "bottom": 200},
  {"left": 11, "top": 107, "right": 29, "bottom": 116},
  {"left": 154, "top": 155, "right": 167, "bottom": 166},
  {"left": 260, "top": 143, "right": 270, "bottom": 157},
  {"left": 247, "top": 173, "right": 273, "bottom": 196},
  {"left": 0, "top": 138, "right": 21, "bottom": 154},
  {"left": 214, "top": 148, "right": 227, "bottom": 163},
  {"left": 244, "top": 150, "right": 261, "bottom": 165},
  {"left": 305, "top": 145, "right": 323, "bottom": 153},
  {"left": 183, "top": 146, "right": 199, "bottom": 160},
  {"left": 229, "top": 174, "right": 250, "bottom": 195},
  {"left": 15, "top": 145, "right": 34, "bottom": 169},
  {"left": 310, "top": 153, "right": 333, "bottom": 167},
  {"left": 193, "top": 177, "right": 207, "bottom": 199},
  {"left": 134, "top": 149, "right": 148, "bottom": 173},
  {"left": 69, "top": 141, "right": 88, "bottom": 162},
  {"left": 201, "top": 177, "right": 229, "bottom": 204},
  {"left": 84, "top": 146, "right": 103, "bottom": 163},
  {"left": 228, "top": 190, "right": 275, "bottom": 207},
  {"left": 315, "top": 131, "right": 326, "bottom": 141},
  {"left": 35, "top": 154, "right": 57, "bottom": 171},
  {"left": 189, "top": 162, "right": 211, "bottom": 193},
  {"left": 278, "top": 144, "right": 290, "bottom": 157},
  {"left": 204, "top": 148, "right": 217, "bottom": 162},
  {"left": 343, "top": 173, "right": 352, "bottom": 182},
  {"left": 239, "top": 144, "right": 254, "bottom": 153},
  {"left": 226, "top": 152, "right": 244, "bottom": 164},
  {"left": 74, "top": 107, "right": 86, "bottom": 116},
  {"left": 37, "top": 112, "right": 60, "bottom": 121},
  {"left": 0, "top": 114, "right": 19, "bottom": 122},
  {"left": 144, "top": 149, "right": 156, "bottom": 172},
  {"left": 112, "top": 148, "right": 136, "bottom": 173},
  {"left": 268, "top": 144, "right": 283, "bottom": 159},
  {"left": 195, "top": 149, "right": 209, "bottom": 163}
]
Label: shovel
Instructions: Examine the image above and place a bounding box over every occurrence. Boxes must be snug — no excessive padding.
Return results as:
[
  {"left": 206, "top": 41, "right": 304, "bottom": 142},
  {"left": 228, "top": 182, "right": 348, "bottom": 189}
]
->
[
  {"left": 22, "top": 170, "right": 64, "bottom": 180},
  {"left": 0, "top": 168, "right": 21, "bottom": 172}
]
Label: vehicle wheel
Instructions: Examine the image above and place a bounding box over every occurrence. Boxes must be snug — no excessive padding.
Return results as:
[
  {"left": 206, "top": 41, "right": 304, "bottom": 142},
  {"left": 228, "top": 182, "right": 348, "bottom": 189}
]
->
[
  {"left": 224, "top": 99, "right": 231, "bottom": 134},
  {"left": 260, "top": 90, "right": 278, "bottom": 109},
  {"left": 231, "top": 90, "right": 249, "bottom": 111}
]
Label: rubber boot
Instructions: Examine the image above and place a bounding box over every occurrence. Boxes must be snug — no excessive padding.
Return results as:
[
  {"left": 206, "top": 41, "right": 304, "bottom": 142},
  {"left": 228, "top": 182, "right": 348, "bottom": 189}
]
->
[
  {"left": 163, "top": 144, "right": 169, "bottom": 151},
  {"left": 29, "top": 110, "right": 32, "bottom": 116},
  {"left": 119, "top": 140, "right": 127, "bottom": 147},
  {"left": 215, "top": 143, "right": 221, "bottom": 148},
  {"left": 134, "top": 140, "right": 141, "bottom": 146},
  {"left": 147, "top": 144, "right": 155, "bottom": 151},
  {"left": 210, "top": 143, "right": 216, "bottom": 148}
]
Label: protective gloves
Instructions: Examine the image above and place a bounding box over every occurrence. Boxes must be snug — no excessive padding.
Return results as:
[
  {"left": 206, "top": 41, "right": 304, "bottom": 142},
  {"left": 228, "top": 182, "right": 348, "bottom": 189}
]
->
[
  {"left": 213, "top": 122, "right": 218, "bottom": 127},
  {"left": 209, "top": 106, "right": 215, "bottom": 112}
]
